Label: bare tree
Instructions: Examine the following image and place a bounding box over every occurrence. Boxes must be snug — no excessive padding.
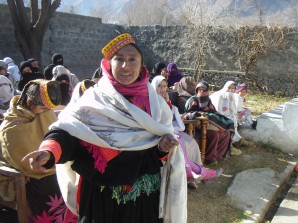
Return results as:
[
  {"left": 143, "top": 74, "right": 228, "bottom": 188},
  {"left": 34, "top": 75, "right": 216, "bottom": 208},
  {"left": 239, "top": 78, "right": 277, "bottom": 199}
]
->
[
  {"left": 178, "top": 0, "right": 232, "bottom": 80},
  {"left": 236, "top": 26, "right": 286, "bottom": 92},
  {"left": 121, "top": 0, "right": 177, "bottom": 26},
  {"left": 6, "top": 0, "right": 61, "bottom": 65},
  {"left": 90, "top": 1, "right": 115, "bottom": 23}
]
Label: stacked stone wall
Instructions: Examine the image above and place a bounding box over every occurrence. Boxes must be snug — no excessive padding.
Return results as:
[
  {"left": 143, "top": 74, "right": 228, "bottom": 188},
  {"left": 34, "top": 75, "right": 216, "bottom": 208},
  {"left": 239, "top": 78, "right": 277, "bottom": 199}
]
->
[{"left": 1, "top": 4, "right": 298, "bottom": 96}]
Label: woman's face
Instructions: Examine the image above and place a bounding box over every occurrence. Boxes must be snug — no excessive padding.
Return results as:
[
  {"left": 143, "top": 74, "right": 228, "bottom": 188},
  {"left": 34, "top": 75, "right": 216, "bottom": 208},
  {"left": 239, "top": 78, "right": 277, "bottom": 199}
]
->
[
  {"left": 196, "top": 87, "right": 207, "bottom": 94},
  {"left": 227, "top": 84, "right": 236, "bottom": 92},
  {"left": 156, "top": 80, "right": 168, "bottom": 95},
  {"left": 110, "top": 45, "right": 142, "bottom": 85},
  {"left": 22, "top": 67, "right": 32, "bottom": 74},
  {"left": 238, "top": 89, "right": 247, "bottom": 97},
  {"left": 161, "top": 68, "right": 169, "bottom": 78}
]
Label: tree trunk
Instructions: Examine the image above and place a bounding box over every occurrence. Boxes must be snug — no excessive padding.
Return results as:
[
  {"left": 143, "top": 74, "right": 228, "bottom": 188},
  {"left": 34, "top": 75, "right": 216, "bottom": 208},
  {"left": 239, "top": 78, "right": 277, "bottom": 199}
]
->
[{"left": 7, "top": 0, "right": 61, "bottom": 66}]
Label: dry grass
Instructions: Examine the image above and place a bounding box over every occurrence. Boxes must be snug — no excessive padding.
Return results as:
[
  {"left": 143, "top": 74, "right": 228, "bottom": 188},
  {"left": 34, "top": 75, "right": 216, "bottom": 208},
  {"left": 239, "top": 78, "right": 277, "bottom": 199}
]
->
[
  {"left": 244, "top": 94, "right": 291, "bottom": 117},
  {"left": 187, "top": 94, "right": 295, "bottom": 223}
]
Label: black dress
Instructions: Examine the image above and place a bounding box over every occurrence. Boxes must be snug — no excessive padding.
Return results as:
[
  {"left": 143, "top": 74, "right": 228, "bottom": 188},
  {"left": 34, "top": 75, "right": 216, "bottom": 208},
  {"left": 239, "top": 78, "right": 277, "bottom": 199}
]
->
[{"left": 44, "top": 129, "right": 167, "bottom": 223}]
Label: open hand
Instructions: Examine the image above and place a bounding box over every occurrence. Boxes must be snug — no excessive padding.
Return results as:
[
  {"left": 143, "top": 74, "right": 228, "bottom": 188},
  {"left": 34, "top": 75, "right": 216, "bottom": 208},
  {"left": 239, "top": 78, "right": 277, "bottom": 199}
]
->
[{"left": 22, "top": 150, "right": 51, "bottom": 172}]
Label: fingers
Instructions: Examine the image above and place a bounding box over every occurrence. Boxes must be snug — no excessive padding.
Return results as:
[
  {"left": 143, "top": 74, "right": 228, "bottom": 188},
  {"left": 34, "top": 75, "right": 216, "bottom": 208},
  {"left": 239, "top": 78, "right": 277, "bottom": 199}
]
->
[
  {"left": 22, "top": 151, "right": 51, "bottom": 172},
  {"left": 158, "top": 134, "right": 179, "bottom": 153}
]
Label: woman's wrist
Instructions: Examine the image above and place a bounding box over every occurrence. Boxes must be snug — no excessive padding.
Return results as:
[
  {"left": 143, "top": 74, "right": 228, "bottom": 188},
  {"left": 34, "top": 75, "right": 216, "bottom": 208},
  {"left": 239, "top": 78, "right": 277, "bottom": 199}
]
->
[{"left": 157, "top": 143, "right": 168, "bottom": 154}]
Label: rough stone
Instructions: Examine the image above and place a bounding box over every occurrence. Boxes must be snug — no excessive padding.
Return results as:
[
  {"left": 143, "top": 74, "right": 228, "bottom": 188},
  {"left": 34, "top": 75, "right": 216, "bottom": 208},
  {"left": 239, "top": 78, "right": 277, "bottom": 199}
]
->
[
  {"left": 227, "top": 165, "right": 294, "bottom": 223},
  {"left": 240, "top": 98, "right": 298, "bottom": 156}
]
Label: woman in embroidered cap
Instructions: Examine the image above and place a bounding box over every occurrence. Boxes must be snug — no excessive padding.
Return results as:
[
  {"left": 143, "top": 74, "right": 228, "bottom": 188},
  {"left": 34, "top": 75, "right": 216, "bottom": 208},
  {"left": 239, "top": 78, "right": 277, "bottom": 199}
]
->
[
  {"left": 0, "top": 79, "right": 77, "bottom": 222},
  {"left": 23, "top": 33, "right": 186, "bottom": 223}
]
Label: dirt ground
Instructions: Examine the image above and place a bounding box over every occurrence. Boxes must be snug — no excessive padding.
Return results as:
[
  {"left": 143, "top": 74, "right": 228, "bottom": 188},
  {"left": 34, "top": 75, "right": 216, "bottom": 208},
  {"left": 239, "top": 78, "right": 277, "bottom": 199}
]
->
[
  {"left": 0, "top": 139, "right": 296, "bottom": 223},
  {"left": 187, "top": 139, "right": 296, "bottom": 223}
]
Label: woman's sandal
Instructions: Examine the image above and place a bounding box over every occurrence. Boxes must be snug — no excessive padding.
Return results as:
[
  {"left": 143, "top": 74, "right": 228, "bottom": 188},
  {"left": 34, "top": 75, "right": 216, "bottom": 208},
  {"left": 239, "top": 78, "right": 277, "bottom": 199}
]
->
[{"left": 202, "top": 168, "right": 223, "bottom": 181}]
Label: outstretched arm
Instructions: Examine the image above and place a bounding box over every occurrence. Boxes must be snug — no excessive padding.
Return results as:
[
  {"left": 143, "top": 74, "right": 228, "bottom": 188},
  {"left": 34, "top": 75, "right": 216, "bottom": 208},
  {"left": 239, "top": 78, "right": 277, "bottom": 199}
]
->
[{"left": 22, "top": 150, "right": 52, "bottom": 173}]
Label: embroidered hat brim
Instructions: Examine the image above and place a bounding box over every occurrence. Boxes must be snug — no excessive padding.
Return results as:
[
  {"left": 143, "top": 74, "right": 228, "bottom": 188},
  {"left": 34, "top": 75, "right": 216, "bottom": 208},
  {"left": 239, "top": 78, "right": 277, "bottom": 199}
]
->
[{"left": 101, "top": 33, "right": 136, "bottom": 60}]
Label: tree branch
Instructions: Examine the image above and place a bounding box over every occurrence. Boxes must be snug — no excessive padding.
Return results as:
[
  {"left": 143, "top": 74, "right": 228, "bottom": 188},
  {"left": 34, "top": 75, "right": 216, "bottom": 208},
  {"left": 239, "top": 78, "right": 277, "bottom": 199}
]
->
[
  {"left": 15, "top": 0, "right": 31, "bottom": 30},
  {"left": 30, "top": 0, "right": 39, "bottom": 25}
]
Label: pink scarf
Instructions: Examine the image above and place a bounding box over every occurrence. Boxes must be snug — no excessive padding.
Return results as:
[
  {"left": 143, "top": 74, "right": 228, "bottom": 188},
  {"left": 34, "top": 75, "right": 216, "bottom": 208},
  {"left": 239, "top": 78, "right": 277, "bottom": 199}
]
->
[{"left": 101, "top": 59, "right": 151, "bottom": 115}]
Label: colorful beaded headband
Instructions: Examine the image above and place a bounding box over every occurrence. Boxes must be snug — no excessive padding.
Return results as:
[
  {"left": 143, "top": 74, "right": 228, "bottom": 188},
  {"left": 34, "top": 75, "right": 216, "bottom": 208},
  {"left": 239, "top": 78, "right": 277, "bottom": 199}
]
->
[{"left": 101, "top": 33, "right": 136, "bottom": 60}]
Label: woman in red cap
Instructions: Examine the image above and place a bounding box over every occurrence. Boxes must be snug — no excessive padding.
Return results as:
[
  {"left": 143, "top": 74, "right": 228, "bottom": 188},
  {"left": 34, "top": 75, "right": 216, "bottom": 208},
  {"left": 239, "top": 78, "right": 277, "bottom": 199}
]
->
[{"left": 22, "top": 33, "right": 186, "bottom": 223}]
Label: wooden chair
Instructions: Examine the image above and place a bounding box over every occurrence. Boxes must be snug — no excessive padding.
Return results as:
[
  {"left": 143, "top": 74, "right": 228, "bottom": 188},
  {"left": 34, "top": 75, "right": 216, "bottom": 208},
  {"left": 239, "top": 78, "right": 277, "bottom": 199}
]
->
[
  {"left": 183, "top": 115, "right": 208, "bottom": 164},
  {"left": 0, "top": 163, "right": 28, "bottom": 223}
]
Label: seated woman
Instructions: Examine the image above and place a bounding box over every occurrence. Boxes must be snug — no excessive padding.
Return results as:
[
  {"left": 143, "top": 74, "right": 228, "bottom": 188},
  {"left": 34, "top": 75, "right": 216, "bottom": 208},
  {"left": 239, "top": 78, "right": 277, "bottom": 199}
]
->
[
  {"left": 0, "top": 76, "right": 14, "bottom": 122},
  {"left": 0, "top": 79, "right": 77, "bottom": 222},
  {"left": 18, "top": 61, "right": 44, "bottom": 91},
  {"left": 169, "top": 76, "right": 197, "bottom": 114},
  {"left": 151, "top": 76, "right": 222, "bottom": 189},
  {"left": 184, "top": 81, "right": 233, "bottom": 165},
  {"left": 209, "top": 81, "right": 242, "bottom": 155},
  {"left": 166, "top": 63, "right": 183, "bottom": 88},
  {"left": 235, "top": 83, "right": 257, "bottom": 129},
  {"left": 149, "top": 62, "right": 167, "bottom": 82}
]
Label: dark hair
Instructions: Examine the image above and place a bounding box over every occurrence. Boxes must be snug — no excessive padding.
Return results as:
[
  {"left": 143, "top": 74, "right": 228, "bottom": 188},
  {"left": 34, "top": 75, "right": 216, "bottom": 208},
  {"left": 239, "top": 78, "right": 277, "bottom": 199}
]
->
[{"left": 129, "top": 43, "right": 144, "bottom": 65}]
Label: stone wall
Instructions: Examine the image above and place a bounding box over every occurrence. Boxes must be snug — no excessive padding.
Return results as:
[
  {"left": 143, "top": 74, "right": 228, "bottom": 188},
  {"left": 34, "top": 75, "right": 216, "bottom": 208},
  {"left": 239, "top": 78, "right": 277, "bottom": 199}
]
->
[{"left": 1, "top": 4, "right": 298, "bottom": 96}]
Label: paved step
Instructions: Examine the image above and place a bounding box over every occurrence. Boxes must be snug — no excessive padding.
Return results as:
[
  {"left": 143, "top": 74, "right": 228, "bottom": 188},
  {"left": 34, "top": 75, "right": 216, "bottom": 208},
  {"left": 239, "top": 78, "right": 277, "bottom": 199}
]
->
[{"left": 271, "top": 171, "right": 298, "bottom": 223}]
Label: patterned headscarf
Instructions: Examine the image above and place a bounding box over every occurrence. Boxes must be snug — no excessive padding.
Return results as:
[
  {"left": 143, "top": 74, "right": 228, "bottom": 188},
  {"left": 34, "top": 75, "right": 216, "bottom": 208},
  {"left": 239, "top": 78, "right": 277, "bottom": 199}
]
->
[
  {"left": 18, "top": 79, "right": 62, "bottom": 109},
  {"left": 236, "top": 83, "right": 248, "bottom": 93},
  {"left": 177, "top": 77, "right": 196, "bottom": 97}
]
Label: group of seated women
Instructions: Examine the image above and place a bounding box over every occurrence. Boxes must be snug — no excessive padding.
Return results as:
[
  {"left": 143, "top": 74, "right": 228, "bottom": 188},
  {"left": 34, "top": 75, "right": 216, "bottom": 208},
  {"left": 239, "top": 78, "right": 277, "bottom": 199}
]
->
[{"left": 150, "top": 66, "right": 255, "bottom": 166}]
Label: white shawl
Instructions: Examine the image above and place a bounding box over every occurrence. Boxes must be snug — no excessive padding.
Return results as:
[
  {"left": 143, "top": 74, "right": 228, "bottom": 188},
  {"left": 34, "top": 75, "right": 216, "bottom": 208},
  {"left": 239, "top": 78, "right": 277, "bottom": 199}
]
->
[{"left": 53, "top": 75, "right": 187, "bottom": 222}]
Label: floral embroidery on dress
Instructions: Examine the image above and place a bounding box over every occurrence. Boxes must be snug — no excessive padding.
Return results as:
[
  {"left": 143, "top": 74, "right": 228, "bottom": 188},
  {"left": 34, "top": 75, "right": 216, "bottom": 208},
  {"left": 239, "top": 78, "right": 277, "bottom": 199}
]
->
[
  {"left": 100, "top": 174, "right": 160, "bottom": 204},
  {"left": 30, "top": 194, "right": 77, "bottom": 223}
]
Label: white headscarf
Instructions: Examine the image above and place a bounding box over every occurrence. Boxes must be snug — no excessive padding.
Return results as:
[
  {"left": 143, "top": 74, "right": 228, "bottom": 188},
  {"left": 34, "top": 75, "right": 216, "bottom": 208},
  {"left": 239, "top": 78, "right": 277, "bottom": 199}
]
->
[
  {"left": 151, "top": 75, "right": 185, "bottom": 133},
  {"left": 210, "top": 80, "right": 237, "bottom": 125},
  {"left": 52, "top": 65, "right": 80, "bottom": 92},
  {"left": 0, "top": 76, "right": 14, "bottom": 104}
]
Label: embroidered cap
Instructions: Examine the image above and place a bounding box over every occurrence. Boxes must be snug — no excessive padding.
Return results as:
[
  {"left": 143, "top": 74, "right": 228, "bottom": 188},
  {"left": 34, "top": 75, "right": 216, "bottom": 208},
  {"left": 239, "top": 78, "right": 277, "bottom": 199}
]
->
[{"left": 101, "top": 33, "right": 136, "bottom": 60}]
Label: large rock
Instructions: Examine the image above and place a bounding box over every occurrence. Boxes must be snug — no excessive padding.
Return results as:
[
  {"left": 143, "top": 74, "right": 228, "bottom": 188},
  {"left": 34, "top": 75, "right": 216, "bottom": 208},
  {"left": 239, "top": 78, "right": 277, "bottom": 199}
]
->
[
  {"left": 227, "top": 166, "right": 294, "bottom": 222},
  {"left": 240, "top": 98, "right": 298, "bottom": 156}
]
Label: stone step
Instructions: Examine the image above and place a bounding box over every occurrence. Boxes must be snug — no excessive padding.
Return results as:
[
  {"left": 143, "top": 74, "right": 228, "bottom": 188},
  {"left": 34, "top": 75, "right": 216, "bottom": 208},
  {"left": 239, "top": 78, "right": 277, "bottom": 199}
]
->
[{"left": 271, "top": 171, "right": 298, "bottom": 223}]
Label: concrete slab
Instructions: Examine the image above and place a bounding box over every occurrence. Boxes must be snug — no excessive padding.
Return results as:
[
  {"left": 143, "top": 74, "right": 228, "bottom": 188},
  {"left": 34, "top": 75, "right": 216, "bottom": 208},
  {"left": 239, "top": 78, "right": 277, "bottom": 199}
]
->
[
  {"left": 271, "top": 174, "right": 298, "bottom": 223},
  {"left": 239, "top": 98, "right": 298, "bottom": 156},
  {"left": 226, "top": 164, "right": 295, "bottom": 223}
]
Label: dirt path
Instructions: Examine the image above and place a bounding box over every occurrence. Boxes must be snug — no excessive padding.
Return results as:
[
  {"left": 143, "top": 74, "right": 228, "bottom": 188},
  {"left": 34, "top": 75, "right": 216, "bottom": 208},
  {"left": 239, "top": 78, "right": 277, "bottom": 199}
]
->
[
  {"left": 187, "top": 141, "right": 296, "bottom": 223},
  {"left": 0, "top": 141, "right": 295, "bottom": 223}
]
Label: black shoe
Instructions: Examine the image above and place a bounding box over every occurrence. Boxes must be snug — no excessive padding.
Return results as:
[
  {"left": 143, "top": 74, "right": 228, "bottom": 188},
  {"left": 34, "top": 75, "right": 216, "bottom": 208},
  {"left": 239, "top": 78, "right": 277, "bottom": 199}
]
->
[
  {"left": 251, "top": 120, "right": 257, "bottom": 130},
  {"left": 205, "top": 160, "right": 218, "bottom": 166}
]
